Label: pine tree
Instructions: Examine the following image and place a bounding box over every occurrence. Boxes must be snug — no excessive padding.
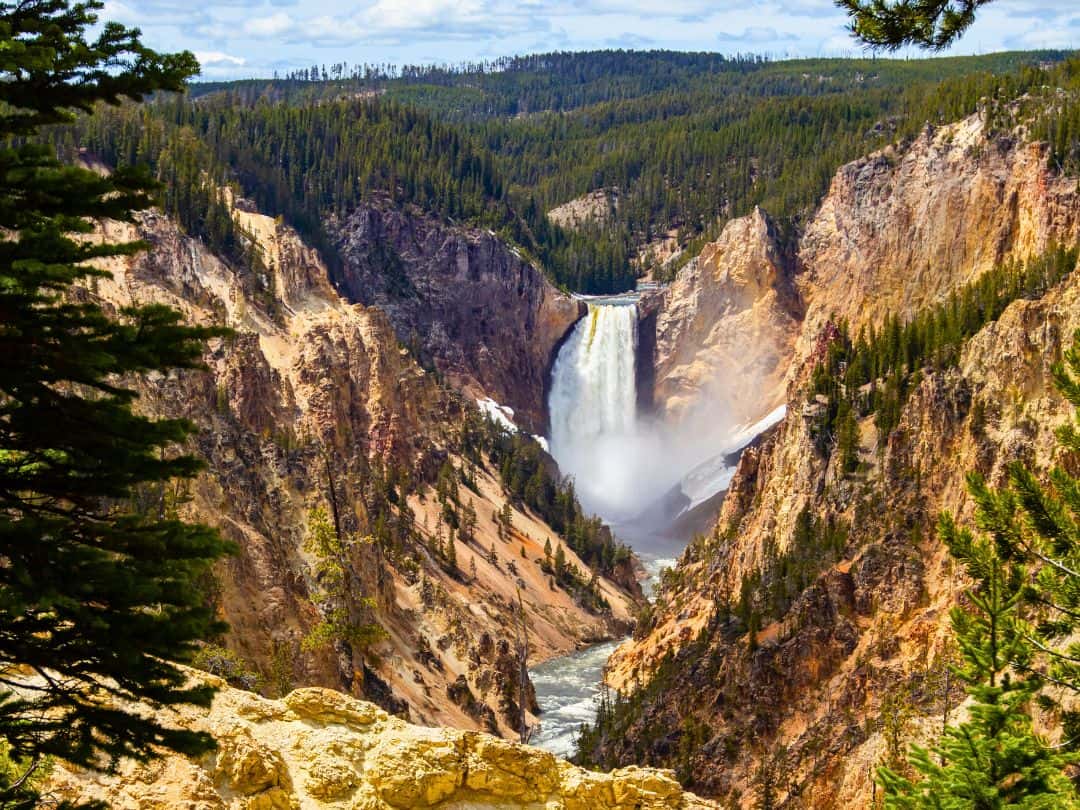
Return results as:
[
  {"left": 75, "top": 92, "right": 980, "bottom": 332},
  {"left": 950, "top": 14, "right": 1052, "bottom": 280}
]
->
[
  {"left": 300, "top": 508, "right": 384, "bottom": 655},
  {"left": 460, "top": 498, "right": 478, "bottom": 543},
  {"left": 837, "top": 0, "right": 990, "bottom": 51},
  {"left": 446, "top": 530, "right": 458, "bottom": 572},
  {"left": 433, "top": 518, "right": 445, "bottom": 557},
  {"left": 499, "top": 500, "right": 513, "bottom": 540},
  {"left": 880, "top": 331, "right": 1080, "bottom": 808},
  {"left": 0, "top": 0, "right": 230, "bottom": 798},
  {"left": 752, "top": 746, "right": 781, "bottom": 809},
  {"left": 836, "top": 402, "right": 860, "bottom": 474},
  {"left": 554, "top": 544, "right": 567, "bottom": 577},
  {"left": 1007, "top": 336, "right": 1080, "bottom": 725},
  {"left": 879, "top": 508, "right": 1077, "bottom": 807}
]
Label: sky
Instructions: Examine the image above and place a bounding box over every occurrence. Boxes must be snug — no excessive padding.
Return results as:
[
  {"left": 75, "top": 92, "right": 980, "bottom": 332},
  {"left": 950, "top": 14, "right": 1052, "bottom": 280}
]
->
[{"left": 100, "top": 0, "right": 1080, "bottom": 80}]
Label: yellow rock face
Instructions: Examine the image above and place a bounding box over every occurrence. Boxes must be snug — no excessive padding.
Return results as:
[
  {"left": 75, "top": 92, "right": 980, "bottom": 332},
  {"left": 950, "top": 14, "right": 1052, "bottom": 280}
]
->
[
  {"left": 652, "top": 206, "right": 800, "bottom": 428},
  {"left": 47, "top": 679, "right": 717, "bottom": 809},
  {"left": 86, "top": 201, "right": 639, "bottom": 741}
]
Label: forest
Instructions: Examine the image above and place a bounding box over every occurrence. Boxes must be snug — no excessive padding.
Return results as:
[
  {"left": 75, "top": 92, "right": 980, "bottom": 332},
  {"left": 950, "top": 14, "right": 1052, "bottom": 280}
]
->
[{"left": 39, "top": 49, "right": 1080, "bottom": 294}]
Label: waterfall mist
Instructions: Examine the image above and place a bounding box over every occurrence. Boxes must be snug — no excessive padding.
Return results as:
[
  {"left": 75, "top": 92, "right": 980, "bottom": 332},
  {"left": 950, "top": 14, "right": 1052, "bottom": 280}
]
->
[{"left": 548, "top": 297, "right": 745, "bottom": 524}]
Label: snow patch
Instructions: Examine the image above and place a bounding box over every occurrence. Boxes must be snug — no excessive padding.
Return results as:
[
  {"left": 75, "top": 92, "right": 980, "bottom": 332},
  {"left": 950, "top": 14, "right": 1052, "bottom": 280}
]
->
[
  {"left": 477, "top": 397, "right": 517, "bottom": 433},
  {"left": 476, "top": 397, "right": 550, "bottom": 452},
  {"left": 680, "top": 404, "right": 787, "bottom": 510}
]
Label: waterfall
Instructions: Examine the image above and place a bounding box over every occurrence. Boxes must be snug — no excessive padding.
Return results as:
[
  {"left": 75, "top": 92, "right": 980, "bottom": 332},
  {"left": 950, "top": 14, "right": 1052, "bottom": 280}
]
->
[{"left": 548, "top": 298, "right": 641, "bottom": 518}]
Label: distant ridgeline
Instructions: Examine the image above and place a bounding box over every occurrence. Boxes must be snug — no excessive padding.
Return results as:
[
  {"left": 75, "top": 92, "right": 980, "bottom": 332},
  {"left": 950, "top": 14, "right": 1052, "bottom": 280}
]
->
[{"left": 44, "top": 49, "right": 1080, "bottom": 294}]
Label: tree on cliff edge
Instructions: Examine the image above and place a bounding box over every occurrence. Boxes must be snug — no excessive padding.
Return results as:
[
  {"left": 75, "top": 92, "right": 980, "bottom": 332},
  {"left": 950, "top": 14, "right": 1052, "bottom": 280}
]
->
[
  {"left": 837, "top": 0, "right": 993, "bottom": 51},
  {"left": 880, "top": 333, "right": 1080, "bottom": 807},
  {"left": 0, "top": 1, "right": 230, "bottom": 804}
]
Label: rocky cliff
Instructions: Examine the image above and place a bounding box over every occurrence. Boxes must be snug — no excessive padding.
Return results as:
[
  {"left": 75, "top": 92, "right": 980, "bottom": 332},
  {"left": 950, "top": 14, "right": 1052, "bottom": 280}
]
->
[
  {"left": 547, "top": 188, "right": 620, "bottom": 230},
  {"left": 598, "top": 110, "right": 1080, "bottom": 806},
  {"left": 651, "top": 112, "right": 1079, "bottom": 432},
  {"left": 651, "top": 207, "right": 801, "bottom": 427},
  {"left": 48, "top": 675, "right": 716, "bottom": 809},
  {"left": 87, "top": 199, "right": 639, "bottom": 741},
  {"left": 330, "top": 199, "right": 584, "bottom": 434},
  {"left": 795, "top": 112, "right": 1080, "bottom": 362}
]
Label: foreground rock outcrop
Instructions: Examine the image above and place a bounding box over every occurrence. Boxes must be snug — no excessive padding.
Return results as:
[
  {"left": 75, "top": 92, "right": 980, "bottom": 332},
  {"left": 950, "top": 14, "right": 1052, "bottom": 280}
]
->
[{"left": 49, "top": 677, "right": 716, "bottom": 809}]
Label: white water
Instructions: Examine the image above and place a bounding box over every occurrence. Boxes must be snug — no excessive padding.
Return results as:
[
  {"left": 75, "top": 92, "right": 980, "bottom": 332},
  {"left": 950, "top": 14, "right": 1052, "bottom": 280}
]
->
[
  {"left": 548, "top": 296, "right": 758, "bottom": 523},
  {"left": 548, "top": 297, "right": 642, "bottom": 519},
  {"left": 677, "top": 404, "right": 788, "bottom": 512},
  {"left": 533, "top": 296, "right": 783, "bottom": 758},
  {"left": 528, "top": 640, "right": 620, "bottom": 758},
  {"left": 527, "top": 552, "right": 672, "bottom": 758}
]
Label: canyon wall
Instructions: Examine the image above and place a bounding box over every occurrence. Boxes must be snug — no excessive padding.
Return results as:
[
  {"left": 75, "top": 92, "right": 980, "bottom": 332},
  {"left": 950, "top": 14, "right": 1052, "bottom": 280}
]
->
[
  {"left": 601, "top": 112, "right": 1080, "bottom": 806},
  {"left": 650, "top": 207, "right": 801, "bottom": 427},
  {"left": 331, "top": 199, "right": 584, "bottom": 434},
  {"left": 796, "top": 112, "right": 1080, "bottom": 360},
  {"left": 88, "top": 200, "right": 637, "bottom": 741},
  {"left": 650, "top": 113, "right": 1079, "bottom": 432}
]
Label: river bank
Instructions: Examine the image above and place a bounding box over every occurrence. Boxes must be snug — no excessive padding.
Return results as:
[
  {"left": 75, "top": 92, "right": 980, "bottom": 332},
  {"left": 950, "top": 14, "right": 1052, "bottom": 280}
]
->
[{"left": 528, "top": 548, "right": 676, "bottom": 758}]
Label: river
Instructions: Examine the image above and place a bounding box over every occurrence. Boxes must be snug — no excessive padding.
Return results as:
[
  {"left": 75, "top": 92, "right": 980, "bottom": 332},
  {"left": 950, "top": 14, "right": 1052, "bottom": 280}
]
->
[
  {"left": 528, "top": 639, "right": 622, "bottom": 758},
  {"left": 531, "top": 293, "right": 749, "bottom": 759},
  {"left": 528, "top": 545, "right": 677, "bottom": 758}
]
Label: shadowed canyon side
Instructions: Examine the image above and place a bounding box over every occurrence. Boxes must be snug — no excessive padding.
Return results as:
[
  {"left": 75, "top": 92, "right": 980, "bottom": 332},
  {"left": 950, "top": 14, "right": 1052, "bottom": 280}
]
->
[
  {"left": 330, "top": 199, "right": 585, "bottom": 435},
  {"left": 47, "top": 673, "right": 717, "bottom": 809},
  {"left": 596, "top": 110, "right": 1080, "bottom": 806},
  {"left": 86, "top": 198, "right": 640, "bottom": 741}
]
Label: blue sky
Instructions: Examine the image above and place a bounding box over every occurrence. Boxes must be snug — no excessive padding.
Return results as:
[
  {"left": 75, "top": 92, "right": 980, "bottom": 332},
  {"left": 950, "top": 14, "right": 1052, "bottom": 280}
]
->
[{"left": 101, "top": 0, "right": 1080, "bottom": 80}]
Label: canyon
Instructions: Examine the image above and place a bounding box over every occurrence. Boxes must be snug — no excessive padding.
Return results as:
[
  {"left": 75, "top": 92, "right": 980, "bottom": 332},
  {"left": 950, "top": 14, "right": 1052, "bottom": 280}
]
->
[
  {"left": 41, "top": 63, "right": 1080, "bottom": 810},
  {"left": 595, "top": 111, "right": 1080, "bottom": 806},
  {"left": 84, "top": 198, "right": 640, "bottom": 744}
]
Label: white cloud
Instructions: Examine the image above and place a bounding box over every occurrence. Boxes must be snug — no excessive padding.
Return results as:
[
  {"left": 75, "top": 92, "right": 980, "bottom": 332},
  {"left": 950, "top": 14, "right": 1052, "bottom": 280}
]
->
[
  {"left": 195, "top": 50, "right": 247, "bottom": 67},
  {"left": 717, "top": 26, "right": 799, "bottom": 44},
  {"left": 244, "top": 11, "right": 294, "bottom": 38},
  {"left": 101, "top": 0, "right": 138, "bottom": 21},
  {"left": 364, "top": 0, "right": 487, "bottom": 31},
  {"left": 1009, "top": 26, "right": 1079, "bottom": 49},
  {"left": 96, "top": 0, "right": 1080, "bottom": 80}
]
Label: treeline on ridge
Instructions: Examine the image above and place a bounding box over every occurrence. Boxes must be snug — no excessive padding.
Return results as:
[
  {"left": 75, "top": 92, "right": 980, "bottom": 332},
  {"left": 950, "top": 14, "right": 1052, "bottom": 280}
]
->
[
  {"left": 468, "top": 53, "right": 1080, "bottom": 281},
  {"left": 45, "top": 93, "right": 639, "bottom": 293},
  {"left": 809, "top": 243, "right": 1080, "bottom": 457},
  {"left": 38, "top": 50, "right": 1080, "bottom": 297},
  {"left": 191, "top": 49, "right": 1078, "bottom": 292}
]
